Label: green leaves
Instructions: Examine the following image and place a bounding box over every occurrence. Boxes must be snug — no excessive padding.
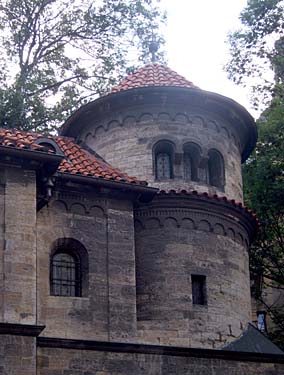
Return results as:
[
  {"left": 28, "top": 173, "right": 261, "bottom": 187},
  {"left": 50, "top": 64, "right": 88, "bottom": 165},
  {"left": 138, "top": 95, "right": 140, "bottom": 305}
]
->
[
  {"left": 225, "top": 0, "right": 284, "bottom": 109},
  {"left": 243, "top": 100, "right": 284, "bottom": 347},
  {"left": 0, "top": 0, "right": 166, "bottom": 132},
  {"left": 229, "top": 3, "right": 284, "bottom": 346}
]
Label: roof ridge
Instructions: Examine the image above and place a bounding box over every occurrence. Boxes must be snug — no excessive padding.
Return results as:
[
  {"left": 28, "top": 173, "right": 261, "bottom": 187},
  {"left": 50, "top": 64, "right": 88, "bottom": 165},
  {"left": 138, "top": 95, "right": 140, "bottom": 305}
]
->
[{"left": 111, "top": 64, "right": 198, "bottom": 93}]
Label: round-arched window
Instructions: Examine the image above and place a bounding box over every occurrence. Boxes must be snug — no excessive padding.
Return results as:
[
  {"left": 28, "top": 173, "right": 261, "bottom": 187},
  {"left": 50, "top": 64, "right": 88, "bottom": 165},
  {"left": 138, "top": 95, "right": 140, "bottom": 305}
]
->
[
  {"left": 183, "top": 143, "right": 201, "bottom": 182},
  {"left": 51, "top": 251, "right": 81, "bottom": 297},
  {"left": 153, "top": 141, "right": 175, "bottom": 180},
  {"left": 207, "top": 149, "right": 225, "bottom": 189}
]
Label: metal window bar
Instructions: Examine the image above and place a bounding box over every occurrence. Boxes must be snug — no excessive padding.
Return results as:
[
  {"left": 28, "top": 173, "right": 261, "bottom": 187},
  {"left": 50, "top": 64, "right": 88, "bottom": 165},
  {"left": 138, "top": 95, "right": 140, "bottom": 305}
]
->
[
  {"left": 156, "top": 153, "right": 171, "bottom": 179},
  {"left": 51, "top": 252, "right": 81, "bottom": 297}
]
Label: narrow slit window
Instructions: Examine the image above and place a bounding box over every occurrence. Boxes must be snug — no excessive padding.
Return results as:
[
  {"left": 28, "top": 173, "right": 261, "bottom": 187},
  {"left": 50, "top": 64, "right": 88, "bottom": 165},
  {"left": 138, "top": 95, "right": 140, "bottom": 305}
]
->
[{"left": 192, "top": 275, "right": 207, "bottom": 305}]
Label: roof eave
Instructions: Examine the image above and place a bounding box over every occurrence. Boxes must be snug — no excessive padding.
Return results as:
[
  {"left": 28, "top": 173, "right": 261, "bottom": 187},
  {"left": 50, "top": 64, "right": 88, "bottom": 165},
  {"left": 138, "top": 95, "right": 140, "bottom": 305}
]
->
[
  {"left": 58, "top": 171, "right": 158, "bottom": 198},
  {"left": 60, "top": 86, "right": 257, "bottom": 162},
  {"left": 0, "top": 144, "right": 64, "bottom": 168}
]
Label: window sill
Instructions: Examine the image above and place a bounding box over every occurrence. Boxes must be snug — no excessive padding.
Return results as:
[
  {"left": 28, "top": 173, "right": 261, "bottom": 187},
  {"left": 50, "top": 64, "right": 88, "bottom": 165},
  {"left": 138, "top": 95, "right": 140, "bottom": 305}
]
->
[
  {"left": 192, "top": 304, "right": 208, "bottom": 310},
  {"left": 48, "top": 295, "right": 89, "bottom": 301}
]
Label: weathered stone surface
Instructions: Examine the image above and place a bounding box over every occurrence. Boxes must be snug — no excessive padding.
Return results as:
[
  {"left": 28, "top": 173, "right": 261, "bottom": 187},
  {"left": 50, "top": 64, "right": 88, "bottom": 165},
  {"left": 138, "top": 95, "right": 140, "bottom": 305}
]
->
[
  {"left": 1, "top": 168, "right": 37, "bottom": 324},
  {"left": 38, "top": 346, "right": 284, "bottom": 375},
  {"left": 0, "top": 335, "right": 36, "bottom": 375},
  {"left": 77, "top": 90, "right": 247, "bottom": 202},
  {"left": 36, "top": 188, "right": 137, "bottom": 342},
  {"left": 0, "top": 66, "right": 269, "bottom": 375}
]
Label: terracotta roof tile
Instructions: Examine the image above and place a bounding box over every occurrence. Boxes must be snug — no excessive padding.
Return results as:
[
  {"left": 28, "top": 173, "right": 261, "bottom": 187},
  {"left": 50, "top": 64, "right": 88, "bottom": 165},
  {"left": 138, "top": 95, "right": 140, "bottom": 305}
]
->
[
  {"left": 158, "top": 189, "right": 259, "bottom": 227},
  {"left": 0, "top": 128, "right": 145, "bottom": 186},
  {"left": 111, "top": 64, "right": 198, "bottom": 93}
]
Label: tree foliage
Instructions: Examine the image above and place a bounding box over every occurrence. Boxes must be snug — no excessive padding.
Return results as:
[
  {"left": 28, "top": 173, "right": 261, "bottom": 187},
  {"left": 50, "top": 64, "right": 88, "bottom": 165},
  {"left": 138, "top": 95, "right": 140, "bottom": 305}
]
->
[
  {"left": 243, "top": 98, "right": 284, "bottom": 347},
  {"left": 228, "top": 0, "right": 284, "bottom": 347},
  {"left": 0, "top": 0, "right": 165, "bottom": 132},
  {"left": 226, "top": 0, "right": 284, "bottom": 109}
]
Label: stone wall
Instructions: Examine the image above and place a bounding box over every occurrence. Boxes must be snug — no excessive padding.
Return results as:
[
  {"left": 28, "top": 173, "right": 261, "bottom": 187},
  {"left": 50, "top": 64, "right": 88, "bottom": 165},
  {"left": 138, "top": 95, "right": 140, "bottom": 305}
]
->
[
  {"left": 0, "top": 167, "right": 37, "bottom": 324},
  {"left": 37, "top": 342, "right": 284, "bottom": 375},
  {"left": 36, "top": 186, "right": 137, "bottom": 342},
  {"left": 0, "top": 335, "right": 36, "bottom": 375},
  {"left": 134, "top": 195, "right": 253, "bottom": 348},
  {"left": 77, "top": 90, "right": 244, "bottom": 202}
]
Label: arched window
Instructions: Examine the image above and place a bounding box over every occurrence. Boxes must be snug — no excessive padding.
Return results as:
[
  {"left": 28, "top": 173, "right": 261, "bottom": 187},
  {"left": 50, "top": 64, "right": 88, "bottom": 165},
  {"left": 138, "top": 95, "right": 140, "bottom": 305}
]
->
[
  {"left": 183, "top": 143, "right": 201, "bottom": 182},
  {"left": 207, "top": 149, "right": 225, "bottom": 189},
  {"left": 153, "top": 141, "right": 174, "bottom": 180},
  {"left": 50, "top": 238, "right": 88, "bottom": 297},
  {"left": 51, "top": 251, "right": 81, "bottom": 297}
]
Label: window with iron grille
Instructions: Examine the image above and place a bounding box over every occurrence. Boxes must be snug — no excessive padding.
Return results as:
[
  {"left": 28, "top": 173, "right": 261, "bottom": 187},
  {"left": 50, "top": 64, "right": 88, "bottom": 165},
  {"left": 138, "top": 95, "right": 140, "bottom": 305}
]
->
[
  {"left": 51, "top": 251, "right": 81, "bottom": 297},
  {"left": 156, "top": 152, "right": 171, "bottom": 179},
  {"left": 191, "top": 275, "right": 207, "bottom": 305},
  {"left": 153, "top": 140, "right": 174, "bottom": 180}
]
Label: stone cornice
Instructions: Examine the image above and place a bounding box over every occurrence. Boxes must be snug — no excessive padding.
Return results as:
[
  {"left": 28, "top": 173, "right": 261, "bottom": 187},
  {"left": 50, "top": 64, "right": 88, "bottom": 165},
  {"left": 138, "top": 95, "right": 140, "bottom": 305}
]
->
[
  {"left": 0, "top": 322, "right": 45, "bottom": 337},
  {"left": 37, "top": 337, "right": 284, "bottom": 363},
  {"left": 60, "top": 86, "right": 256, "bottom": 163},
  {"left": 135, "top": 192, "right": 257, "bottom": 246}
]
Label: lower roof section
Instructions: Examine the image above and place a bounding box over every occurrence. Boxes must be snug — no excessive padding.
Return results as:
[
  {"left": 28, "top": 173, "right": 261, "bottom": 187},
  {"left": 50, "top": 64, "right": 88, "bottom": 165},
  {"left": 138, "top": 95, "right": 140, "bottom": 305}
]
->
[
  {"left": 224, "top": 324, "right": 284, "bottom": 355},
  {"left": 0, "top": 128, "right": 147, "bottom": 186}
]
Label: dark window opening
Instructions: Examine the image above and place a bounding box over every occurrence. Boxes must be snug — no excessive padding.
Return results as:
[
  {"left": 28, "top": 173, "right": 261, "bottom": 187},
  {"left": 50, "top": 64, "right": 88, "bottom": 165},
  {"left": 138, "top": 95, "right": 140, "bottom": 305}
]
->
[
  {"left": 208, "top": 149, "right": 225, "bottom": 189},
  {"left": 183, "top": 143, "right": 201, "bottom": 182},
  {"left": 50, "top": 238, "right": 89, "bottom": 298},
  {"left": 257, "top": 311, "right": 267, "bottom": 333},
  {"left": 51, "top": 251, "right": 81, "bottom": 297},
  {"left": 156, "top": 153, "right": 171, "bottom": 179},
  {"left": 192, "top": 275, "right": 207, "bottom": 305},
  {"left": 153, "top": 141, "right": 174, "bottom": 180}
]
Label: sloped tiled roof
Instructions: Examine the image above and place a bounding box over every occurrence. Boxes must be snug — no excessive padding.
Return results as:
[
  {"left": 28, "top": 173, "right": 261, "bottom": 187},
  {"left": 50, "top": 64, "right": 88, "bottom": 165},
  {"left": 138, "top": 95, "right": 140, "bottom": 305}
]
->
[
  {"left": 224, "top": 324, "right": 284, "bottom": 354},
  {"left": 111, "top": 64, "right": 198, "bottom": 93},
  {"left": 0, "top": 128, "right": 144, "bottom": 185},
  {"left": 158, "top": 189, "right": 259, "bottom": 227}
]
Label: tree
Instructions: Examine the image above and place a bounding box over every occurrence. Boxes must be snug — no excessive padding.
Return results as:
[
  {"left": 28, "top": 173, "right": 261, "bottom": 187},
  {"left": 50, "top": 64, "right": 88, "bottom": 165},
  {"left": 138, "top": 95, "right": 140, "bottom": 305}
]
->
[
  {"left": 226, "top": 0, "right": 284, "bottom": 347},
  {"left": 0, "top": 0, "right": 165, "bottom": 132},
  {"left": 243, "top": 100, "right": 284, "bottom": 347},
  {"left": 225, "top": 0, "right": 284, "bottom": 109}
]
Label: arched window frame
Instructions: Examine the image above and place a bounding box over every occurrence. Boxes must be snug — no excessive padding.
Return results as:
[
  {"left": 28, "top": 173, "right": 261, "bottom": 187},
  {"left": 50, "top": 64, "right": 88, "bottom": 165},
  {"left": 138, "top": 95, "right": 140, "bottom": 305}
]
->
[
  {"left": 183, "top": 142, "right": 202, "bottom": 182},
  {"left": 50, "top": 238, "right": 88, "bottom": 297},
  {"left": 153, "top": 140, "right": 175, "bottom": 180},
  {"left": 207, "top": 149, "right": 225, "bottom": 189}
]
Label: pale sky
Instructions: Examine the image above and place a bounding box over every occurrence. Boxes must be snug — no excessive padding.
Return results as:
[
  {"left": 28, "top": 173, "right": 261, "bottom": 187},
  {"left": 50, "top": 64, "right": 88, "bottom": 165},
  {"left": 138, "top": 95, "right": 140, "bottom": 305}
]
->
[{"left": 163, "top": 0, "right": 257, "bottom": 117}]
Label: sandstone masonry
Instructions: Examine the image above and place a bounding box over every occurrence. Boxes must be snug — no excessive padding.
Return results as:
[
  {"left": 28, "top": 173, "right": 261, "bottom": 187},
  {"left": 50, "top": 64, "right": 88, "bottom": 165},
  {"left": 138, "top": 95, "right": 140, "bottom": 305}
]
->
[{"left": 0, "top": 64, "right": 282, "bottom": 374}]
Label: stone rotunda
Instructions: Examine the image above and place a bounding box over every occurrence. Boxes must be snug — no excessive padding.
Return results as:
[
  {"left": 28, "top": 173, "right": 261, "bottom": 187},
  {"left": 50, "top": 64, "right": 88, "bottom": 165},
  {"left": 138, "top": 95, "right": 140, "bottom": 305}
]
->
[{"left": 61, "top": 63, "right": 258, "bottom": 348}]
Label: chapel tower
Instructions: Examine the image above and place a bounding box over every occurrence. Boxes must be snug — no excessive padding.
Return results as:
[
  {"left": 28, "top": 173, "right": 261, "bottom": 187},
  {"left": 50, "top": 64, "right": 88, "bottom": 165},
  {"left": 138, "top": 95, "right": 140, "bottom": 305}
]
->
[{"left": 61, "top": 64, "right": 258, "bottom": 348}]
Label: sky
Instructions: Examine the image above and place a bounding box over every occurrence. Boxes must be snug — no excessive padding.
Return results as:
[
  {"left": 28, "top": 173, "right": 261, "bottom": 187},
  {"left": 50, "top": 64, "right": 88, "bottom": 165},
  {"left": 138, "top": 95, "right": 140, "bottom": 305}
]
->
[{"left": 163, "top": 0, "right": 257, "bottom": 117}]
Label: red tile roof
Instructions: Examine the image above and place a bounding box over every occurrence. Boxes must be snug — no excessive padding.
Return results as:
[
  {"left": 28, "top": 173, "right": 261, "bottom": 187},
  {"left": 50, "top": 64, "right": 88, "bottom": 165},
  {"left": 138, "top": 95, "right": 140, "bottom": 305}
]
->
[
  {"left": 111, "top": 64, "right": 198, "bottom": 93},
  {"left": 158, "top": 189, "right": 259, "bottom": 227},
  {"left": 0, "top": 128, "right": 144, "bottom": 185},
  {"left": 0, "top": 130, "right": 258, "bottom": 225}
]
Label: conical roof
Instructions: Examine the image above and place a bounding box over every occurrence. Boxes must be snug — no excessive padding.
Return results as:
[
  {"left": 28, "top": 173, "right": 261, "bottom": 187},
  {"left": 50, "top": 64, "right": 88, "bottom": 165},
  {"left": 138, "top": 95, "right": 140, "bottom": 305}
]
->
[{"left": 111, "top": 63, "right": 198, "bottom": 93}]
